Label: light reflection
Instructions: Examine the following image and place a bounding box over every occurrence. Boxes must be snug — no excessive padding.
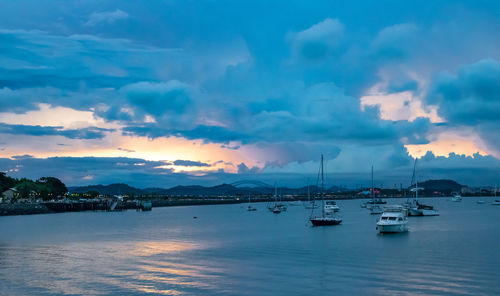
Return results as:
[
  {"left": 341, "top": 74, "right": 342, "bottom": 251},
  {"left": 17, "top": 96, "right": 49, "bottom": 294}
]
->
[{"left": 129, "top": 241, "right": 201, "bottom": 257}]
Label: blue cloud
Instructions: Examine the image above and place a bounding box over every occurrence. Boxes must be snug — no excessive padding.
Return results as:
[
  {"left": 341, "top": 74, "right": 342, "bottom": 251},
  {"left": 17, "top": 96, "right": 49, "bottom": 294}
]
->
[
  {"left": 0, "top": 123, "right": 112, "bottom": 139},
  {"left": 426, "top": 58, "right": 500, "bottom": 151},
  {"left": 0, "top": 0, "right": 499, "bottom": 185},
  {"left": 85, "top": 9, "right": 129, "bottom": 26},
  {"left": 173, "top": 160, "right": 210, "bottom": 167}
]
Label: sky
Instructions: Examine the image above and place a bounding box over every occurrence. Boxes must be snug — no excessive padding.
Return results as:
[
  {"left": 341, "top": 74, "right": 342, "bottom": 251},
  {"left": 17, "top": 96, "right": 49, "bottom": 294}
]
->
[{"left": 1, "top": 0, "right": 500, "bottom": 188}]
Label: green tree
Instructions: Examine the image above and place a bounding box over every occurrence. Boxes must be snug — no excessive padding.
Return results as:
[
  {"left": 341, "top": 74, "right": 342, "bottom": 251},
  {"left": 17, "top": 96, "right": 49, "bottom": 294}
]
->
[
  {"left": 0, "top": 172, "right": 16, "bottom": 193},
  {"left": 37, "top": 177, "right": 67, "bottom": 199}
]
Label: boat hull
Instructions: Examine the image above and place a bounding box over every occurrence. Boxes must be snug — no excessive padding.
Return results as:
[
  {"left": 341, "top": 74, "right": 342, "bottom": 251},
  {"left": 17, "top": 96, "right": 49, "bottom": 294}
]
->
[
  {"left": 310, "top": 217, "right": 342, "bottom": 226},
  {"left": 420, "top": 209, "right": 439, "bottom": 216},
  {"left": 408, "top": 207, "right": 439, "bottom": 216},
  {"left": 376, "top": 223, "right": 408, "bottom": 233}
]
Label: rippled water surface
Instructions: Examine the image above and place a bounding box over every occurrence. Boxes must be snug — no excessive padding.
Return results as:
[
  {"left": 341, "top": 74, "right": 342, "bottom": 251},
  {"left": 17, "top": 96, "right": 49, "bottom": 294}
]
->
[{"left": 1, "top": 197, "right": 500, "bottom": 295}]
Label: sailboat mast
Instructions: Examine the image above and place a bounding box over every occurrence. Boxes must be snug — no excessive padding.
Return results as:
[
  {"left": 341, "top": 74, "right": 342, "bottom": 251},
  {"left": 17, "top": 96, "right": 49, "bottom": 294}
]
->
[
  {"left": 371, "top": 165, "right": 374, "bottom": 201},
  {"left": 307, "top": 181, "right": 310, "bottom": 202},
  {"left": 415, "top": 159, "right": 418, "bottom": 203},
  {"left": 274, "top": 182, "right": 277, "bottom": 204},
  {"left": 321, "top": 154, "right": 325, "bottom": 217}
]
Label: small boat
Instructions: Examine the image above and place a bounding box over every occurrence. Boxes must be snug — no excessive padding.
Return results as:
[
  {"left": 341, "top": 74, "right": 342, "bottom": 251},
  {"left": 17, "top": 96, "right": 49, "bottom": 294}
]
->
[
  {"left": 268, "top": 183, "right": 284, "bottom": 213},
  {"left": 309, "top": 154, "right": 342, "bottom": 226},
  {"left": 370, "top": 204, "right": 384, "bottom": 214},
  {"left": 451, "top": 194, "right": 462, "bottom": 202},
  {"left": 376, "top": 205, "right": 408, "bottom": 233},
  {"left": 276, "top": 190, "right": 287, "bottom": 211},
  {"left": 490, "top": 186, "right": 499, "bottom": 205},
  {"left": 412, "top": 202, "right": 440, "bottom": 216},
  {"left": 247, "top": 194, "right": 257, "bottom": 211},
  {"left": 477, "top": 200, "right": 486, "bottom": 204},
  {"left": 304, "top": 203, "right": 319, "bottom": 209},
  {"left": 304, "top": 183, "right": 319, "bottom": 209},
  {"left": 310, "top": 216, "right": 342, "bottom": 226},
  {"left": 324, "top": 200, "right": 340, "bottom": 213},
  {"left": 406, "top": 159, "right": 439, "bottom": 216}
]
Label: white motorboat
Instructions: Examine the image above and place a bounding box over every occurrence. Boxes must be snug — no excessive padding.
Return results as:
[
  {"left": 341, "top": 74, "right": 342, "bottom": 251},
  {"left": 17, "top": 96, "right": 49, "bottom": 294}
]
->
[
  {"left": 376, "top": 205, "right": 408, "bottom": 233},
  {"left": 451, "top": 194, "right": 462, "bottom": 202},
  {"left": 324, "top": 200, "right": 340, "bottom": 213}
]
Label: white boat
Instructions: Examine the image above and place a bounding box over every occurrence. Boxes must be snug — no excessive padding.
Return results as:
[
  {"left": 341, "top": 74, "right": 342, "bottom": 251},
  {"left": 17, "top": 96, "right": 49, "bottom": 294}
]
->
[
  {"left": 309, "top": 154, "right": 342, "bottom": 226},
  {"left": 370, "top": 204, "right": 384, "bottom": 214},
  {"left": 376, "top": 205, "right": 408, "bottom": 233},
  {"left": 451, "top": 194, "right": 462, "bottom": 202},
  {"left": 324, "top": 200, "right": 340, "bottom": 213}
]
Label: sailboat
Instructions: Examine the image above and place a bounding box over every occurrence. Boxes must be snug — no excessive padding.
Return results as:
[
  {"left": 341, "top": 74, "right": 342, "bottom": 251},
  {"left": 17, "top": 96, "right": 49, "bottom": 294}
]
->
[
  {"left": 304, "top": 182, "right": 319, "bottom": 209},
  {"left": 309, "top": 154, "right": 342, "bottom": 226},
  {"left": 406, "top": 159, "right": 439, "bottom": 216},
  {"left": 451, "top": 193, "right": 463, "bottom": 202},
  {"left": 492, "top": 185, "right": 500, "bottom": 205},
  {"left": 267, "top": 183, "right": 280, "bottom": 213},
  {"left": 247, "top": 193, "right": 257, "bottom": 211},
  {"left": 477, "top": 187, "right": 486, "bottom": 204},
  {"left": 277, "top": 189, "right": 287, "bottom": 211},
  {"left": 370, "top": 166, "right": 384, "bottom": 215}
]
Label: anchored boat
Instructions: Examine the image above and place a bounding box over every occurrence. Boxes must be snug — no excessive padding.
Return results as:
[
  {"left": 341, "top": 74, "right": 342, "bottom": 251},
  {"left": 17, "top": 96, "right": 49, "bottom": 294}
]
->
[
  {"left": 376, "top": 205, "right": 409, "bottom": 233},
  {"left": 309, "top": 154, "right": 342, "bottom": 226}
]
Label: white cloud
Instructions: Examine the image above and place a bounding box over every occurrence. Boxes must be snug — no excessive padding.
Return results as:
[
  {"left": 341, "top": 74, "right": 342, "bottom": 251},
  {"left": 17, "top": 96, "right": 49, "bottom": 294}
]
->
[{"left": 84, "top": 9, "right": 129, "bottom": 26}]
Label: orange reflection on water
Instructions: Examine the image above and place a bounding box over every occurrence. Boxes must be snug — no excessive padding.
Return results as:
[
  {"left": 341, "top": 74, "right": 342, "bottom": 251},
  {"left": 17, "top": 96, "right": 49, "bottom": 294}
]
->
[
  {"left": 129, "top": 241, "right": 201, "bottom": 257},
  {"left": 126, "top": 283, "right": 184, "bottom": 295}
]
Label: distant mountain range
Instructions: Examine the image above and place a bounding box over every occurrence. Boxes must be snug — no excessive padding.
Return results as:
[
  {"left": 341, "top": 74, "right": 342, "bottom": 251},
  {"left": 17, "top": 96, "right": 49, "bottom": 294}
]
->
[{"left": 68, "top": 179, "right": 463, "bottom": 196}]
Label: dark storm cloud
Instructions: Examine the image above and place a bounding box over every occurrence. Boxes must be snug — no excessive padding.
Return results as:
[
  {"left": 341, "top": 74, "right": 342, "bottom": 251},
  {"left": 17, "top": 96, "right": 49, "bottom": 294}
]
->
[
  {"left": 0, "top": 123, "right": 112, "bottom": 139},
  {"left": 173, "top": 160, "right": 211, "bottom": 167}
]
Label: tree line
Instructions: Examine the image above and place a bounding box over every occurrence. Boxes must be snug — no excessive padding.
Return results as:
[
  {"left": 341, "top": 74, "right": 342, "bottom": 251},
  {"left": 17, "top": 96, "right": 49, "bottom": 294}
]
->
[{"left": 0, "top": 173, "right": 67, "bottom": 201}]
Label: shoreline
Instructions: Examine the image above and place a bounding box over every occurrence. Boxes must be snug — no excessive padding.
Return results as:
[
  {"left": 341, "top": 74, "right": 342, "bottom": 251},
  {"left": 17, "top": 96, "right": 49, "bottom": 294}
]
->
[{"left": 0, "top": 195, "right": 460, "bottom": 217}]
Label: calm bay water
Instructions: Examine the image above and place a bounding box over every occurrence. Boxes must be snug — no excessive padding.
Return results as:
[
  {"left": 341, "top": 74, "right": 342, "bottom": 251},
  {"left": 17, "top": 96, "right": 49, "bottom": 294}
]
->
[{"left": 1, "top": 197, "right": 500, "bottom": 296}]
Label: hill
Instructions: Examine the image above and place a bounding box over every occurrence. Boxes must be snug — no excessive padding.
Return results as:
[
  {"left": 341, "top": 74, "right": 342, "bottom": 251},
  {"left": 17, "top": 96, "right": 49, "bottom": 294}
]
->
[{"left": 416, "top": 179, "right": 462, "bottom": 194}]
